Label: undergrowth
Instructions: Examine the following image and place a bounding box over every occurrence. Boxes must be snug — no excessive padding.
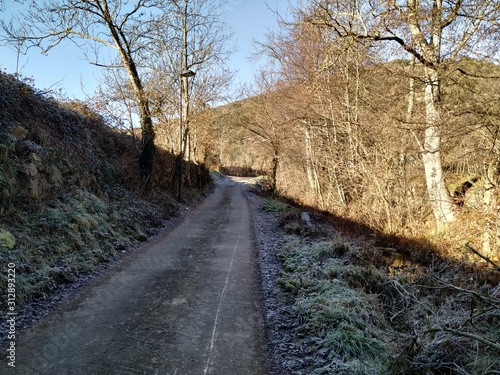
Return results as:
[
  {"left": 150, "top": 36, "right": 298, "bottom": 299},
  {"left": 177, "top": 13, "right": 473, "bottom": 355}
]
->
[
  {"left": 278, "top": 239, "right": 391, "bottom": 374},
  {"left": 263, "top": 196, "right": 500, "bottom": 375}
]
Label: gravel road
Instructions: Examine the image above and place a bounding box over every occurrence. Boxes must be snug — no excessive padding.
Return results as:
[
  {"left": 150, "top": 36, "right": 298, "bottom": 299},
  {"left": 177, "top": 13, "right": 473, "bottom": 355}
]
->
[{"left": 2, "top": 177, "right": 270, "bottom": 375}]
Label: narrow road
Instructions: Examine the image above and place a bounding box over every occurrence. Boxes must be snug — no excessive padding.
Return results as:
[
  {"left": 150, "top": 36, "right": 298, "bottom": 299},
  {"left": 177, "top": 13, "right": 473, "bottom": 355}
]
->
[{"left": 4, "top": 177, "right": 269, "bottom": 375}]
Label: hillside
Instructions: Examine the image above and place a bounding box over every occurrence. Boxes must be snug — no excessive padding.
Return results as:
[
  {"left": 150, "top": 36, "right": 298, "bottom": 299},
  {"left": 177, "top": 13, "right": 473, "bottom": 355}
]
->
[
  {"left": 206, "top": 58, "right": 500, "bottom": 256},
  {"left": 0, "top": 72, "right": 210, "bottom": 321}
]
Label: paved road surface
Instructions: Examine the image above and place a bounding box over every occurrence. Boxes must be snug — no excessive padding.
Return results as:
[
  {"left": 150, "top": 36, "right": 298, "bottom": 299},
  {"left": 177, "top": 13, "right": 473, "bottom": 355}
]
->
[{"left": 3, "top": 177, "right": 269, "bottom": 375}]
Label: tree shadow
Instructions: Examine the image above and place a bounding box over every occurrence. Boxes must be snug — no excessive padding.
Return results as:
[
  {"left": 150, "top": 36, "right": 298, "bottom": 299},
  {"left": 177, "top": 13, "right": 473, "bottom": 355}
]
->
[
  {"left": 258, "top": 188, "right": 500, "bottom": 285},
  {"left": 220, "top": 165, "right": 266, "bottom": 177}
]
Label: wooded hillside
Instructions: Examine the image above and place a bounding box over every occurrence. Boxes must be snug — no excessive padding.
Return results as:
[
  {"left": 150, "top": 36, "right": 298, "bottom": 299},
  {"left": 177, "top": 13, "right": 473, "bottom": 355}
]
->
[{"left": 193, "top": 1, "right": 500, "bottom": 265}]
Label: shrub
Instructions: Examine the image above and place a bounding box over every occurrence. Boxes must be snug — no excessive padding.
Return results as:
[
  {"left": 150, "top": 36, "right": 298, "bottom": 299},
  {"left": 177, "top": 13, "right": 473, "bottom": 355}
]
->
[{"left": 262, "top": 198, "right": 292, "bottom": 213}]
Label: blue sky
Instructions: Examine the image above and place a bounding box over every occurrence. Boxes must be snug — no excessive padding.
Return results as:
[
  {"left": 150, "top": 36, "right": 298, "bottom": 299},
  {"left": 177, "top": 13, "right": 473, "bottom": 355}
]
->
[{"left": 0, "top": 0, "right": 294, "bottom": 100}]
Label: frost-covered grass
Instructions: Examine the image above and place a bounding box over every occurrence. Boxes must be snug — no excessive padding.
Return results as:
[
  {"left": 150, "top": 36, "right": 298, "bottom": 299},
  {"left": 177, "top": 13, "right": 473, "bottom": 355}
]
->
[
  {"left": 278, "top": 239, "right": 391, "bottom": 374},
  {"left": 209, "top": 170, "right": 225, "bottom": 182},
  {"left": 277, "top": 236, "right": 500, "bottom": 374},
  {"left": 266, "top": 195, "right": 500, "bottom": 374},
  {"left": 0, "top": 187, "right": 179, "bottom": 311},
  {"left": 0, "top": 71, "right": 209, "bottom": 320}
]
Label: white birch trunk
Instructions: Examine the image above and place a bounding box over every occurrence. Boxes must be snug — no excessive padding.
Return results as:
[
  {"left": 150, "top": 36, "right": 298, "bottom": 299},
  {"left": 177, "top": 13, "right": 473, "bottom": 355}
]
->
[
  {"left": 422, "top": 66, "right": 455, "bottom": 225},
  {"left": 304, "top": 124, "right": 316, "bottom": 192},
  {"left": 406, "top": 0, "right": 455, "bottom": 227},
  {"left": 483, "top": 160, "right": 497, "bottom": 257}
]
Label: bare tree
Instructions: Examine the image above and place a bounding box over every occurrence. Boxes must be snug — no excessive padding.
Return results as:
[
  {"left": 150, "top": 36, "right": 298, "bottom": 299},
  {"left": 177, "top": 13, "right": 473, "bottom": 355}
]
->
[
  {"left": 153, "top": 0, "right": 234, "bottom": 161},
  {"left": 302, "top": 0, "right": 500, "bottom": 228},
  {"left": 1, "top": 0, "right": 171, "bottom": 192}
]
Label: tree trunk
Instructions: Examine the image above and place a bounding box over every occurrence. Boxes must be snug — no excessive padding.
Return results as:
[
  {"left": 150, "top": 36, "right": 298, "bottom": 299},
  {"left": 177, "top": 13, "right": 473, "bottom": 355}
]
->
[
  {"left": 107, "top": 16, "right": 155, "bottom": 193},
  {"left": 483, "top": 160, "right": 497, "bottom": 257},
  {"left": 422, "top": 66, "right": 455, "bottom": 226},
  {"left": 119, "top": 59, "right": 155, "bottom": 193},
  {"left": 304, "top": 123, "right": 316, "bottom": 192},
  {"left": 181, "top": 74, "right": 192, "bottom": 187},
  {"left": 406, "top": 0, "right": 455, "bottom": 227},
  {"left": 123, "top": 65, "right": 155, "bottom": 193},
  {"left": 406, "top": 58, "right": 416, "bottom": 124},
  {"left": 138, "top": 97, "right": 155, "bottom": 193},
  {"left": 219, "top": 130, "right": 224, "bottom": 172},
  {"left": 271, "top": 147, "right": 279, "bottom": 193},
  {"left": 304, "top": 123, "right": 324, "bottom": 207},
  {"left": 180, "top": 0, "right": 192, "bottom": 187}
]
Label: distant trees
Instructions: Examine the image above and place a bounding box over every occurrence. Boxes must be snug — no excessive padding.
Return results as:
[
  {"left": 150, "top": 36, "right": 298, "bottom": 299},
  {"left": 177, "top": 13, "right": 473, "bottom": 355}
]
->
[
  {"left": 242, "top": 75, "right": 292, "bottom": 192},
  {"left": 243, "top": 0, "right": 500, "bottom": 232},
  {"left": 217, "top": 0, "right": 499, "bottom": 254},
  {"left": 149, "top": 0, "right": 234, "bottom": 185}
]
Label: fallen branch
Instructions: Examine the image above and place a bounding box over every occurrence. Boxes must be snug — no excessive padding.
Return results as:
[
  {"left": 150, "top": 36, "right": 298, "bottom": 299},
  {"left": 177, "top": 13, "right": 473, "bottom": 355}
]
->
[
  {"left": 422, "top": 326, "right": 500, "bottom": 352},
  {"left": 465, "top": 243, "right": 500, "bottom": 272}
]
